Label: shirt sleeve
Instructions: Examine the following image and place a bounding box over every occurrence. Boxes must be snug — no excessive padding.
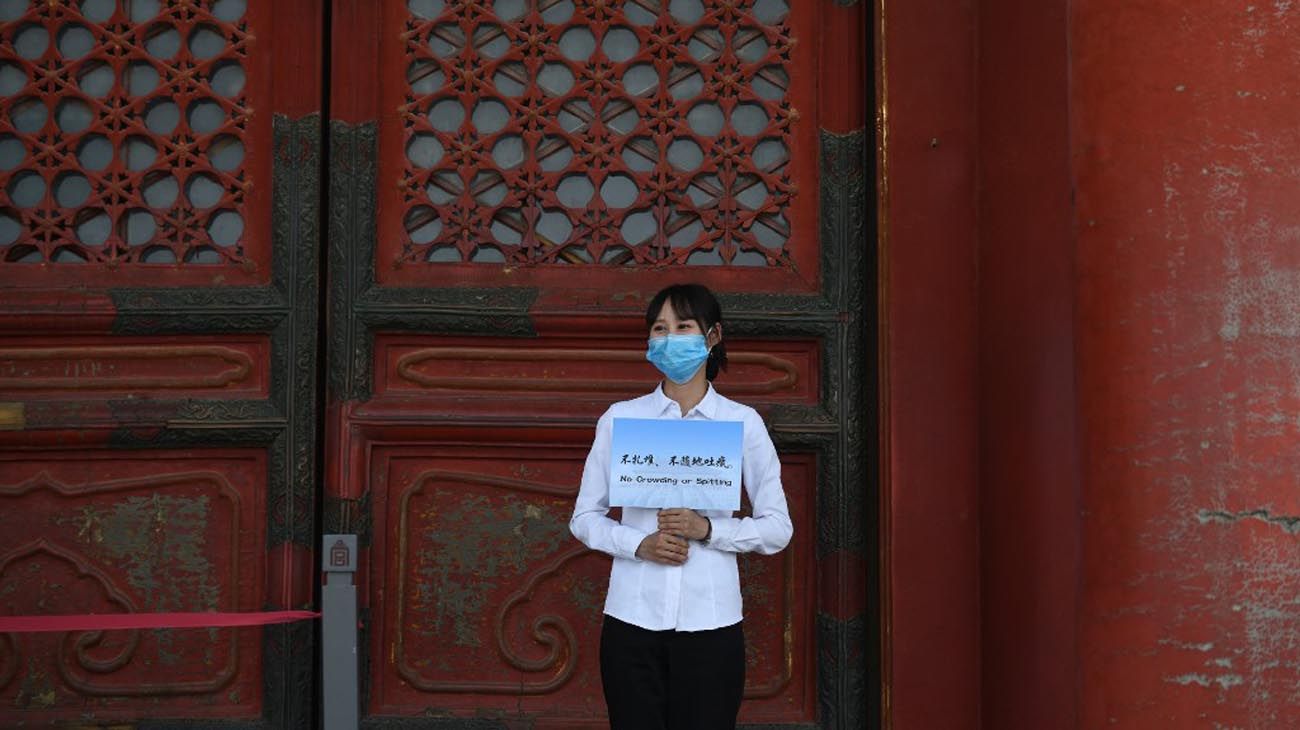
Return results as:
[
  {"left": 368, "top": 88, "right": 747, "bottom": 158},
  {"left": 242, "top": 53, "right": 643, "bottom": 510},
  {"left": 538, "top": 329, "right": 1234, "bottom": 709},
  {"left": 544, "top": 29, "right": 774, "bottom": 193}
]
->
[
  {"left": 706, "top": 410, "right": 793, "bottom": 555},
  {"left": 570, "top": 409, "right": 648, "bottom": 561}
]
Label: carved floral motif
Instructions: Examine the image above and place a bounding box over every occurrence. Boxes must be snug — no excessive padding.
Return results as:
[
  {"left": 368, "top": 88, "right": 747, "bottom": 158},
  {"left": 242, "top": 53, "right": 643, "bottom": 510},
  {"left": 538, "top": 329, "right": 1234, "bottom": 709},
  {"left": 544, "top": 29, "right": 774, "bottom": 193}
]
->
[
  {"left": 0, "top": 0, "right": 253, "bottom": 266},
  {"left": 400, "top": 0, "right": 795, "bottom": 266}
]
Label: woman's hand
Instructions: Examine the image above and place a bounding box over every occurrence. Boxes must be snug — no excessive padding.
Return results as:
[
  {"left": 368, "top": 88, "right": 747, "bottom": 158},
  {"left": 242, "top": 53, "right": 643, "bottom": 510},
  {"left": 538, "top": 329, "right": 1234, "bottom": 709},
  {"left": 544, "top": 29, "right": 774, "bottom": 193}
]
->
[
  {"left": 657, "top": 508, "right": 710, "bottom": 541},
  {"left": 637, "top": 532, "right": 689, "bottom": 565}
]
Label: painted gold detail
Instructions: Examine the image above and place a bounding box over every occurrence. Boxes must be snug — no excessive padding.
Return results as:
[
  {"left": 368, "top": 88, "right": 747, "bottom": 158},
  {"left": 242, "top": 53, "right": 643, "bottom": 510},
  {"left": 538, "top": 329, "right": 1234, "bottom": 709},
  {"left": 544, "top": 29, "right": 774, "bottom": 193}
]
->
[
  {"left": 0, "top": 402, "right": 24, "bottom": 431},
  {"left": 877, "top": 0, "right": 895, "bottom": 724}
]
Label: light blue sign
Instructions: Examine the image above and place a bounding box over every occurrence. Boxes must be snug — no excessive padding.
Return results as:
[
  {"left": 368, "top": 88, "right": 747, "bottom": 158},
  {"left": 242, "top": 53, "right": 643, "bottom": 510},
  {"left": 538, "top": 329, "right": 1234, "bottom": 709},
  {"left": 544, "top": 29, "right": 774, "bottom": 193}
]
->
[{"left": 608, "top": 418, "right": 744, "bottom": 511}]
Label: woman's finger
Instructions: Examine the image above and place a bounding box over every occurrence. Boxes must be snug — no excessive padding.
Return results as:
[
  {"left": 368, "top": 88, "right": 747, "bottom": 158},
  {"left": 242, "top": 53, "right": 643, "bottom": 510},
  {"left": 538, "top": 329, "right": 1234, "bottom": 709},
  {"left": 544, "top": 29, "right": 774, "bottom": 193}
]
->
[
  {"left": 657, "top": 540, "right": 684, "bottom": 560},
  {"left": 644, "top": 532, "right": 688, "bottom": 564}
]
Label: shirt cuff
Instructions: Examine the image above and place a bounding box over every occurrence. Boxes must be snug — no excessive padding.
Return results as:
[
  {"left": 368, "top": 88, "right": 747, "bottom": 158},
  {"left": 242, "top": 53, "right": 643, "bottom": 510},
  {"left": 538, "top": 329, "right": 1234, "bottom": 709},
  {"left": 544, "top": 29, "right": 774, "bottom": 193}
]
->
[
  {"left": 705, "top": 516, "right": 742, "bottom": 552},
  {"left": 612, "top": 525, "right": 648, "bottom": 561}
]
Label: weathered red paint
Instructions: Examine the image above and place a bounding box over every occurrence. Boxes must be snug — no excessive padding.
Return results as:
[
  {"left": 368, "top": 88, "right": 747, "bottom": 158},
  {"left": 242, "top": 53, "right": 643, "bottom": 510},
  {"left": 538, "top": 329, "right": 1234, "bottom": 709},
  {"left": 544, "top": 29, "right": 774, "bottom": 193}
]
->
[
  {"left": 349, "top": 422, "right": 816, "bottom": 725},
  {"left": 879, "top": 0, "right": 982, "bottom": 727},
  {"left": 976, "top": 0, "right": 1080, "bottom": 728},
  {"left": 889, "top": 0, "right": 1300, "bottom": 727},
  {"left": 1073, "top": 1, "right": 1300, "bottom": 726},
  {"left": 0, "top": 451, "right": 268, "bottom": 723}
]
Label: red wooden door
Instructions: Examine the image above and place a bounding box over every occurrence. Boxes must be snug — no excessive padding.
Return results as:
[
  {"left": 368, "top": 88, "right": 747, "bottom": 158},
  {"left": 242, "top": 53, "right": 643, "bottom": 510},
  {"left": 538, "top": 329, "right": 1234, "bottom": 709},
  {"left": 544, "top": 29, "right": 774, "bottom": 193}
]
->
[
  {"left": 0, "top": 0, "right": 323, "bottom": 726},
  {"left": 0, "top": 0, "right": 870, "bottom": 726},
  {"left": 326, "top": 1, "right": 870, "bottom": 727}
]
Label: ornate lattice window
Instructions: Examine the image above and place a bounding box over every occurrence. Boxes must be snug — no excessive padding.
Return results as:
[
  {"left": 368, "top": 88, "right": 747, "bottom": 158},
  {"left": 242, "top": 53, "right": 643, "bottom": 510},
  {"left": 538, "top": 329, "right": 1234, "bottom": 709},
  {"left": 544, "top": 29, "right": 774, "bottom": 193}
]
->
[
  {"left": 400, "top": 0, "right": 795, "bottom": 266},
  {"left": 0, "top": 0, "right": 252, "bottom": 267}
]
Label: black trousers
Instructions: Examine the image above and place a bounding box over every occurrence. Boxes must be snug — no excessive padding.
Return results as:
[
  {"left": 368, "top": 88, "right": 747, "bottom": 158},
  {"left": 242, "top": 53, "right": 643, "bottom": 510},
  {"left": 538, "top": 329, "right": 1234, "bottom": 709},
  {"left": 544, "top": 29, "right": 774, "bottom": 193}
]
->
[{"left": 599, "top": 614, "right": 745, "bottom": 730}]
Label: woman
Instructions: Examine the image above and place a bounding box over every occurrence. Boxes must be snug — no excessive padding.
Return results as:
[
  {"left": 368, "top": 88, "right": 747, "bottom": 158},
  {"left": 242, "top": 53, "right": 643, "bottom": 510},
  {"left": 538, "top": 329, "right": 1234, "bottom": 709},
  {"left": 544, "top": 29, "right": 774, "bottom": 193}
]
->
[{"left": 570, "top": 283, "right": 794, "bottom": 730}]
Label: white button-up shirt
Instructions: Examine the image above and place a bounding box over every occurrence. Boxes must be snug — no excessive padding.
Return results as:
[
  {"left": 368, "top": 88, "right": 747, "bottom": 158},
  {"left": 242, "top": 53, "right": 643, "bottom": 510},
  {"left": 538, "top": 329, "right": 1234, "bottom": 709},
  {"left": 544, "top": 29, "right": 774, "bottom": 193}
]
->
[{"left": 570, "top": 384, "right": 793, "bottom": 631}]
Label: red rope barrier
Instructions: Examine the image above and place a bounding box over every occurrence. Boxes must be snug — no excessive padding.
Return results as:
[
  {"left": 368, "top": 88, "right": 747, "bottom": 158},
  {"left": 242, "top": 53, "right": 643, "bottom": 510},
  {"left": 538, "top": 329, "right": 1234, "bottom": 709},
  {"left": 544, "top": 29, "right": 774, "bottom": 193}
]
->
[{"left": 0, "top": 611, "right": 319, "bottom": 633}]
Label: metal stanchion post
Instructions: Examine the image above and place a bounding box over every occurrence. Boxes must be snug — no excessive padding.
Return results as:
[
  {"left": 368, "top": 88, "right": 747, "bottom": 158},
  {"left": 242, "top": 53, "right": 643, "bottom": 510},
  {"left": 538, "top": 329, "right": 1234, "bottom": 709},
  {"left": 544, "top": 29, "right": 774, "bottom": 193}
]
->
[{"left": 322, "top": 534, "right": 359, "bottom": 730}]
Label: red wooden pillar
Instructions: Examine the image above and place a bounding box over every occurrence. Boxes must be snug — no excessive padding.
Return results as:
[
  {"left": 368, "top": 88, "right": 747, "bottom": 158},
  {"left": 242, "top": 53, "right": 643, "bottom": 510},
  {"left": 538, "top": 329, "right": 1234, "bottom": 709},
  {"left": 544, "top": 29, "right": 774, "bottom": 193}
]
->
[
  {"left": 878, "top": 0, "right": 981, "bottom": 728},
  {"left": 977, "top": 0, "right": 1080, "bottom": 728},
  {"left": 1074, "top": 1, "right": 1300, "bottom": 727}
]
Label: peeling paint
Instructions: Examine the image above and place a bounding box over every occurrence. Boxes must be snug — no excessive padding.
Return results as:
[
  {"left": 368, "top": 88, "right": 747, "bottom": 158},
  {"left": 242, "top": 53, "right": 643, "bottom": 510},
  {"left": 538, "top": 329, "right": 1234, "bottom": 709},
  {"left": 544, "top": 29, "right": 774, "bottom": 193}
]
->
[
  {"left": 1220, "top": 270, "right": 1300, "bottom": 343},
  {"left": 1197, "top": 508, "right": 1300, "bottom": 534},
  {"left": 1158, "top": 638, "right": 1216, "bottom": 652},
  {"left": 1077, "top": 0, "right": 1300, "bottom": 725},
  {"left": 50, "top": 493, "right": 220, "bottom": 668},
  {"left": 412, "top": 491, "right": 569, "bottom": 649},
  {"left": 14, "top": 659, "right": 57, "bottom": 709},
  {"left": 567, "top": 576, "right": 604, "bottom": 618},
  {"left": 1165, "top": 672, "right": 1245, "bottom": 690}
]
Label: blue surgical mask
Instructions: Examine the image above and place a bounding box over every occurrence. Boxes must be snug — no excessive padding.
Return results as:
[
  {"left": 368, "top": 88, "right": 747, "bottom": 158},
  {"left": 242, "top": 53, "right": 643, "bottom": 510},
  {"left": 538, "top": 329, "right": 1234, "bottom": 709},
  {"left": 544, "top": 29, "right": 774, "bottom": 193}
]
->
[{"left": 646, "top": 334, "right": 710, "bottom": 385}]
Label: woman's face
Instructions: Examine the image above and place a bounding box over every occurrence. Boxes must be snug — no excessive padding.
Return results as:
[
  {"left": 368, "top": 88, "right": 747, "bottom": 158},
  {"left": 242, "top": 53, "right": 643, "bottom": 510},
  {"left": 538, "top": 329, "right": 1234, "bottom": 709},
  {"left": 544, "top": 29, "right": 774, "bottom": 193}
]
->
[
  {"left": 649, "top": 301, "right": 704, "bottom": 339},
  {"left": 649, "top": 300, "right": 722, "bottom": 348}
]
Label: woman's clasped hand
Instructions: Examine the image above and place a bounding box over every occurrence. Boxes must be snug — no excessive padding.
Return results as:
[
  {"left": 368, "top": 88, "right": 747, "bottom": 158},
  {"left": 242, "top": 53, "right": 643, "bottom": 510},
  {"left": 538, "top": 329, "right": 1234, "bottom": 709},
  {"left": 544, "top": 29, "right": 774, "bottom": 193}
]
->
[
  {"left": 635, "top": 529, "right": 690, "bottom": 565},
  {"left": 636, "top": 508, "right": 711, "bottom": 565}
]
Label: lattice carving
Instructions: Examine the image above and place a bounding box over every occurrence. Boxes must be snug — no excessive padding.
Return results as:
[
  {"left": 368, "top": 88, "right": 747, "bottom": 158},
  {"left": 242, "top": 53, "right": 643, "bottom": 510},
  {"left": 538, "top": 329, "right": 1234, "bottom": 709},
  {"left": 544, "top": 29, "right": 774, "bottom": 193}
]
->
[
  {"left": 0, "top": 0, "right": 251, "bottom": 265},
  {"left": 401, "top": 0, "right": 795, "bottom": 266}
]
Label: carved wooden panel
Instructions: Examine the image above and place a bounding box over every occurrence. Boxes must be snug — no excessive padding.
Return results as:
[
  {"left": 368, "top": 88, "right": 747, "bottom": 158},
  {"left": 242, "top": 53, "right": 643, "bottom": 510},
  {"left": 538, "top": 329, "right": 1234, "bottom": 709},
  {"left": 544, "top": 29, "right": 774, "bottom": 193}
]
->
[
  {"left": 373, "top": 333, "right": 820, "bottom": 405},
  {"left": 0, "top": 334, "right": 271, "bottom": 398},
  {"left": 0, "top": 0, "right": 270, "bottom": 286},
  {"left": 364, "top": 436, "right": 814, "bottom": 724},
  {"left": 372, "top": 0, "right": 821, "bottom": 290},
  {"left": 397, "top": 0, "right": 796, "bottom": 268},
  {"left": 0, "top": 450, "right": 267, "bottom": 724},
  {"left": 0, "top": 0, "right": 320, "bottom": 727}
]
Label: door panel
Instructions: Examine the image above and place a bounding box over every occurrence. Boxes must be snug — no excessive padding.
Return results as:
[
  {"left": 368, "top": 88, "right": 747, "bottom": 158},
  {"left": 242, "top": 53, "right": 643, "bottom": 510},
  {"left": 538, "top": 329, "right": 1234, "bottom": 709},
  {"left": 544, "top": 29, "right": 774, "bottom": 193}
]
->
[
  {"left": 0, "top": 0, "right": 323, "bottom": 727},
  {"left": 370, "top": 333, "right": 821, "bottom": 406},
  {"left": 359, "top": 432, "right": 815, "bottom": 724},
  {"left": 327, "top": 0, "right": 869, "bottom": 726},
  {"left": 0, "top": 451, "right": 267, "bottom": 723},
  {"left": 0, "top": 0, "right": 868, "bottom": 725},
  {"left": 0, "top": 335, "right": 272, "bottom": 399}
]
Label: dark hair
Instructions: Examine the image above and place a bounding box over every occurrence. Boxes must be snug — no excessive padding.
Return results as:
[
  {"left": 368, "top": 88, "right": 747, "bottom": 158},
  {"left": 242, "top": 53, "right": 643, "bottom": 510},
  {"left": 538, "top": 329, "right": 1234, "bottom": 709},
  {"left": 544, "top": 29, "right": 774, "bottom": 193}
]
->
[{"left": 644, "top": 283, "right": 728, "bottom": 381}]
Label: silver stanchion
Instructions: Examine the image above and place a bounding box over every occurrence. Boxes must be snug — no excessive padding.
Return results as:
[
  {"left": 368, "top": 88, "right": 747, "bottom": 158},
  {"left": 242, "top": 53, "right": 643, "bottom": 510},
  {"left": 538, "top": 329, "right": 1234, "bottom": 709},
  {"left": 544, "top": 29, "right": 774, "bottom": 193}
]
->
[{"left": 322, "top": 534, "right": 359, "bottom": 730}]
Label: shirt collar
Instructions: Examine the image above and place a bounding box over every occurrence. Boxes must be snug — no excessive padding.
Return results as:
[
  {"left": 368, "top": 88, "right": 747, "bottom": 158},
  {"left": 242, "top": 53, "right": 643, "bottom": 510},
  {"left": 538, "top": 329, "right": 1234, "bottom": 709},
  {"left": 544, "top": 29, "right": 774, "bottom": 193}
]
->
[{"left": 652, "top": 382, "right": 720, "bottom": 419}]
